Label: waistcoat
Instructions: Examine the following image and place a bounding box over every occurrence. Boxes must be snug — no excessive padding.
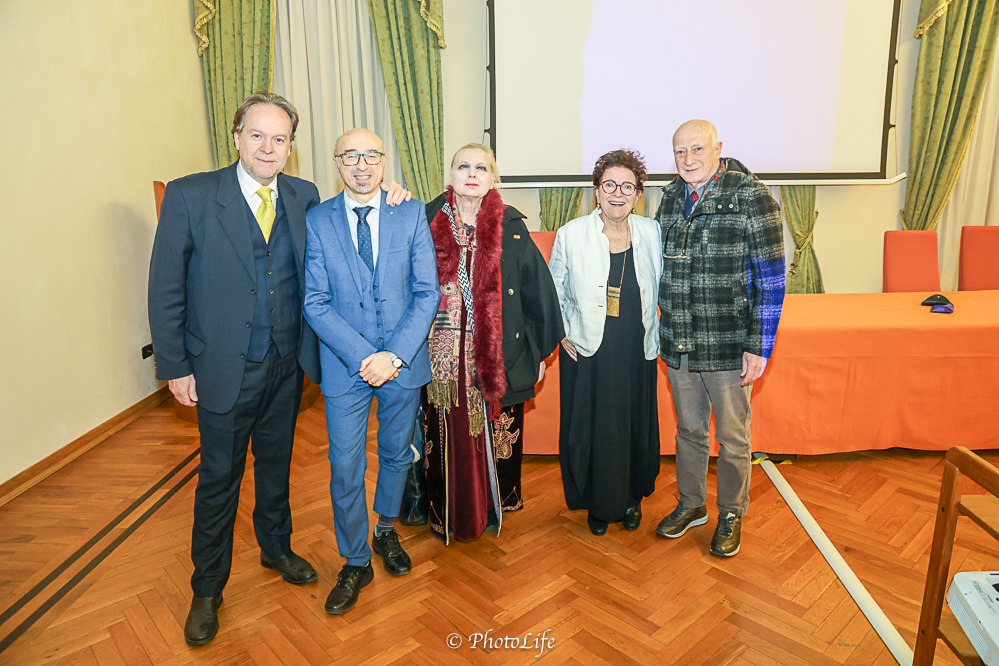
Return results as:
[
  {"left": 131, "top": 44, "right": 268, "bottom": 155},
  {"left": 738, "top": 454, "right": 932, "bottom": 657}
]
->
[{"left": 246, "top": 196, "right": 301, "bottom": 361}]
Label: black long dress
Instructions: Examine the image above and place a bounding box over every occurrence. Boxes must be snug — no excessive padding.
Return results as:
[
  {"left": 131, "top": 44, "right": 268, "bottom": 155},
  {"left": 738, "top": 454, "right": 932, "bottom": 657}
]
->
[{"left": 559, "top": 247, "right": 660, "bottom": 522}]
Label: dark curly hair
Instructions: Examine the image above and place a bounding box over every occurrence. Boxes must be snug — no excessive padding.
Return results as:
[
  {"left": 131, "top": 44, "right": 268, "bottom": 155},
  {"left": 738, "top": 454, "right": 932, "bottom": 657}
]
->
[{"left": 591, "top": 149, "right": 647, "bottom": 192}]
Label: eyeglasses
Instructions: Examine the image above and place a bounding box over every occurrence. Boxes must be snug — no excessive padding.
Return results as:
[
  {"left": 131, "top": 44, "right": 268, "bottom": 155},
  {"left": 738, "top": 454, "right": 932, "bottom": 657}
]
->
[
  {"left": 336, "top": 151, "right": 385, "bottom": 166},
  {"left": 600, "top": 180, "right": 637, "bottom": 196}
]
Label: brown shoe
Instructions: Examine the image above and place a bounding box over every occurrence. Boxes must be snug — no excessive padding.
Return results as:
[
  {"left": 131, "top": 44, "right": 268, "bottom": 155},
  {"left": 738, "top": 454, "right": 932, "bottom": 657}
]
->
[
  {"left": 709, "top": 512, "right": 742, "bottom": 557},
  {"left": 655, "top": 502, "right": 708, "bottom": 538},
  {"left": 260, "top": 550, "right": 318, "bottom": 585},
  {"left": 184, "top": 594, "right": 222, "bottom": 646}
]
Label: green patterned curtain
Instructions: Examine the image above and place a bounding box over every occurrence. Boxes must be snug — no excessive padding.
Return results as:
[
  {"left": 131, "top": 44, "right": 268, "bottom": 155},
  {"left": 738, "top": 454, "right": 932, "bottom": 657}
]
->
[
  {"left": 779, "top": 185, "right": 824, "bottom": 294},
  {"left": 901, "top": 0, "right": 999, "bottom": 231},
  {"left": 367, "top": 0, "right": 445, "bottom": 202},
  {"left": 539, "top": 188, "right": 582, "bottom": 232},
  {"left": 415, "top": 0, "right": 444, "bottom": 47},
  {"left": 194, "top": 0, "right": 275, "bottom": 168}
]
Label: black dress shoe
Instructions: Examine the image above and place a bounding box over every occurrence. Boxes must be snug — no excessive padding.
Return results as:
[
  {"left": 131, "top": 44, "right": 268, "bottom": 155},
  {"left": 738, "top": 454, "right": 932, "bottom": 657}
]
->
[
  {"left": 260, "top": 550, "right": 318, "bottom": 585},
  {"left": 587, "top": 514, "right": 608, "bottom": 536},
  {"left": 184, "top": 594, "right": 222, "bottom": 646},
  {"left": 325, "top": 562, "right": 374, "bottom": 615},
  {"left": 622, "top": 503, "right": 642, "bottom": 531},
  {"left": 371, "top": 529, "right": 412, "bottom": 575}
]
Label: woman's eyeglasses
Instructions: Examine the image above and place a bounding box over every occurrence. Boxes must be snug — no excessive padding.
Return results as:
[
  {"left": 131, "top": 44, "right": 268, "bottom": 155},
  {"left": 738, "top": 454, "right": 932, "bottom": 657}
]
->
[{"left": 599, "top": 180, "right": 637, "bottom": 196}]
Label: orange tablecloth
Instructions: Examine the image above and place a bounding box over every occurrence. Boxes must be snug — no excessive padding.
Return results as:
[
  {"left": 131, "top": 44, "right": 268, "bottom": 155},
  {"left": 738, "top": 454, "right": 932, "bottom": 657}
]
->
[{"left": 523, "top": 291, "right": 999, "bottom": 455}]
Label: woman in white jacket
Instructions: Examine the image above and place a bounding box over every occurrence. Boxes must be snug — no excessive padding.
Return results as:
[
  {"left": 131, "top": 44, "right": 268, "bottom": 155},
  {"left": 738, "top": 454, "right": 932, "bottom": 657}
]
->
[{"left": 549, "top": 149, "right": 663, "bottom": 536}]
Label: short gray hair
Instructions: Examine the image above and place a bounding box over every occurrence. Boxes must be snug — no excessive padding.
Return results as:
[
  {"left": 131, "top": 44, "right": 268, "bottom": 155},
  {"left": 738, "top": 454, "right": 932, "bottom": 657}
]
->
[{"left": 231, "top": 92, "right": 300, "bottom": 141}]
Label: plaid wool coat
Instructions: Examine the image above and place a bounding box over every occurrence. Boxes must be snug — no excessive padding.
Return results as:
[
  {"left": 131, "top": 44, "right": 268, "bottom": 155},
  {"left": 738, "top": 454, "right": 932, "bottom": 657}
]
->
[{"left": 656, "top": 158, "right": 785, "bottom": 372}]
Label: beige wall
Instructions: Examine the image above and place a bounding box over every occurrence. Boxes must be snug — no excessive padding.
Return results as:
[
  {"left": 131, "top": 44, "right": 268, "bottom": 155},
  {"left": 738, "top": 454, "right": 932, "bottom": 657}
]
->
[
  {"left": 442, "top": 0, "right": 922, "bottom": 294},
  {"left": 0, "top": 2, "right": 213, "bottom": 483}
]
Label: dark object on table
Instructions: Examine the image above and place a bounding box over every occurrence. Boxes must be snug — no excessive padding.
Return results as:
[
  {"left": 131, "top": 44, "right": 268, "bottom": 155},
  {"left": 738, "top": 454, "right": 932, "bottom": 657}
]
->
[{"left": 921, "top": 294, "right": 951, "bottom": 306}]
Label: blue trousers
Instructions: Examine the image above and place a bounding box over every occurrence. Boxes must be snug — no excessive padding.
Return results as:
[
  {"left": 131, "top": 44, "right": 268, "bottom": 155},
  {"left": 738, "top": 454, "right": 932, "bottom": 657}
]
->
[{"left": 324, "top": 378, "right": 420, "bottom": 565}]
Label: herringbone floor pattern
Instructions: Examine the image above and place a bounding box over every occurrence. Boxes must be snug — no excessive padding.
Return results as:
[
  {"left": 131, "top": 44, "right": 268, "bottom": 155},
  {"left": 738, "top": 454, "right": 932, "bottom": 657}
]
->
[{"left": 1, "top": 398, "right": 997, "bottom": 665}]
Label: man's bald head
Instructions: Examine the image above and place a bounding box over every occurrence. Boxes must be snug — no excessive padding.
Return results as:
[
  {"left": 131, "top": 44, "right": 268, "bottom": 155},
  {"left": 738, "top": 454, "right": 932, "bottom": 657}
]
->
[
  {"left": 334, "top": 128, "right": 387, "bottom": 203},
  {"left": 673, "top": 119, "right": 723, "bottom": 190},
  {"left": 673, "top": 119, "right": 718, "bottom": 147},
  {"left": 334, "top": 128, "right": 384, "bottom": 157}
]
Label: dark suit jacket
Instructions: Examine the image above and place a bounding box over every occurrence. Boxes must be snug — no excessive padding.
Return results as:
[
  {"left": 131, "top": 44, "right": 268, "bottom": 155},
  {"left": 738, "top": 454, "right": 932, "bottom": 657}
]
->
[{"left": 148, "top": 163, "right": 322, "bottom": 414}]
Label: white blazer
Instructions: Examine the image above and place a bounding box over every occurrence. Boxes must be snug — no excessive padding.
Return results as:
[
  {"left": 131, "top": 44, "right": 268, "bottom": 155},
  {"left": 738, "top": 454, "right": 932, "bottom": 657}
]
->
[{"left": 549, "top": 209, "right": 663, "bottom": 359}]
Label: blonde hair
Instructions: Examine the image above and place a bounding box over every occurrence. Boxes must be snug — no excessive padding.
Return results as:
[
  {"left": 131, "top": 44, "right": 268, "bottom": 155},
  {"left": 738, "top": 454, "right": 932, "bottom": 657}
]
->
[{"left": 450, "top": 143, "right": 501, "bottom": 184}]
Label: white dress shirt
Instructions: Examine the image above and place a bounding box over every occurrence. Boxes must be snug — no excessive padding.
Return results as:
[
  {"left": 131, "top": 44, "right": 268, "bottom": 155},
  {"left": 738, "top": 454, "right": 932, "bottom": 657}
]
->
[
  {"left": 236, "top": 160, "right": 279, "bottom": 216},
  {"left": 343, "top": 191, "right": 381, "bottom": 270}
]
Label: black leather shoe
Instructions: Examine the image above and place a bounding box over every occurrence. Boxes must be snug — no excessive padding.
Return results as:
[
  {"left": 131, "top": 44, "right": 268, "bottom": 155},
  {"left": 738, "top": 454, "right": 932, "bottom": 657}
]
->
[
  {"left": 710, "top": 512, "right": 742, "bottom": 557},
  {"left": 622, "top": 503, "right": 642, "bottom": 531},
  {"left": 325, "top": 562, "right": 374, "bottom": 615},
  {"left": 371, "top": 529, "right": 412, "bottom": 576},
  {"left": 587, "top": 514, "right": 608, "bottom": 536},
  {"left": 184, "top": 594, "right": 222, "bottom": 646},
  {"left": 260, "top": 550, "right": 318, "bottom": 585}
]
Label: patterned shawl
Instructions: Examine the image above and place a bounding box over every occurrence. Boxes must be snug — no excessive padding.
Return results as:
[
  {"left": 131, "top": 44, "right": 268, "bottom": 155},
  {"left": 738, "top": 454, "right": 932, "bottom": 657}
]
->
[{"left": 427, "top": 187, "right": 505, "bottom": 435}]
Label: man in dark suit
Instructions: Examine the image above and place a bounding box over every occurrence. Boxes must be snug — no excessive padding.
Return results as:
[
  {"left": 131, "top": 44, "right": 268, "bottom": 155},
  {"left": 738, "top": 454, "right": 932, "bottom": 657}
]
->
[
  {"left": 148, "top": 94, "right": 408, "bottom": 645},
  {"left": 303, "top": 128, "right": 438, "bottom": 615}
]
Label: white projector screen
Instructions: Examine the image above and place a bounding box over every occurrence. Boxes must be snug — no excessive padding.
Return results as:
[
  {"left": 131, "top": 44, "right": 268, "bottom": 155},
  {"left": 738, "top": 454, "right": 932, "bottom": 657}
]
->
[{"left": 489, "top": 0, "right": 901, "bottom": 184}]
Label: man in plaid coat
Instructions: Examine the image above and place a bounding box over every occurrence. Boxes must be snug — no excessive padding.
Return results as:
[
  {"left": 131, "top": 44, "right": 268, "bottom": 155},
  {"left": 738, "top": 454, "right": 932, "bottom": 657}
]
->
[{"left": 654, "top": 119, "right": 785, "bottom": 557}]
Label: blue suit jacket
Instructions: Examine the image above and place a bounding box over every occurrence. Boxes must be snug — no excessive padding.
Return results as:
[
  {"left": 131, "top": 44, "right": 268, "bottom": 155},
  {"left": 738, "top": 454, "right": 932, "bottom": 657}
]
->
[
  {"left": 148, "top": 163, "right": 322, "bottom": 414},
  {"left": 303, "top": 190, "right": 439, "bottom": 398}
]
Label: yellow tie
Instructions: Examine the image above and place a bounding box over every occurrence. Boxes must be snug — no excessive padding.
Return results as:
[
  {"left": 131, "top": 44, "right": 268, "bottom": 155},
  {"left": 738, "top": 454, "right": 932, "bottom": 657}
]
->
[{"left": 255, "top": 187, "right": 275, "bottom": 242}]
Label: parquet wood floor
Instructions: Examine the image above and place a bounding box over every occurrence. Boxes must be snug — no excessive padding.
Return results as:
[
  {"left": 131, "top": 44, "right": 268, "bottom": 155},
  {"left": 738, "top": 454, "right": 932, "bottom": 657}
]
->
[{"left": 1, "top": 398, "right": 997, "bottom": 665}]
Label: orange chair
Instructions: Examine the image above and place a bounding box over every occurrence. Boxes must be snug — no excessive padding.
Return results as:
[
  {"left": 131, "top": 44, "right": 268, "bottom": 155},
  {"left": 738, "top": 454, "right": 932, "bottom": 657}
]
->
[
  {"left": 153, "top": 180, "right": 166, "bottom": 221},
  {"left": 530, "top": 231, "right": 556, "bottom": 263},
  {"left": 523, "top": 231, "right": 560, "bottom": 454},
  {"left": 882, "top": 230, "right": 940, "bottom": 292},
  {"left": 958, "top": 225, "right": 999, "bottom": 290}
]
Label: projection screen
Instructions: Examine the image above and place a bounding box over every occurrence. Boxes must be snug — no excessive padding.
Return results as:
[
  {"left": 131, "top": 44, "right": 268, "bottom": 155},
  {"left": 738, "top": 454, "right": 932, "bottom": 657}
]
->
[{"left": 488, "top": 0, "right": 902, "bottom": 185}]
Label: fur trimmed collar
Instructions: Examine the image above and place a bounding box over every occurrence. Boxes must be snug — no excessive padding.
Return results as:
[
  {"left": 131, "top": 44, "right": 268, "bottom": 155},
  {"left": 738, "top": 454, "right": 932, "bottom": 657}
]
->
[{"left": 429, "top": 187, "right": 506, "bottom": 409}]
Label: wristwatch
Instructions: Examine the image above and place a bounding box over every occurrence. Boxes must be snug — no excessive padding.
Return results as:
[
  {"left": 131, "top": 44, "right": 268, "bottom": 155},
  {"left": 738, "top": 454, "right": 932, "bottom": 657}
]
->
[{"left": 387, "top": 351, "right": 404, "bottom": 369}]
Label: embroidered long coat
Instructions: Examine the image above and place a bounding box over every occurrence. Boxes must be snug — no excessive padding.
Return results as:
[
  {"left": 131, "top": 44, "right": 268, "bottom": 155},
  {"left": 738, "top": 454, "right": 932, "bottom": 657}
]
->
[{"left": 425, "top": 193, "right": 564, "bottom": 406}]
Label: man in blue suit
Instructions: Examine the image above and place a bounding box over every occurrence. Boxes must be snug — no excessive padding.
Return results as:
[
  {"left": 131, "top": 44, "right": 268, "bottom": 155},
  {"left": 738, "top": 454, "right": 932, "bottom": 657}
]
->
[
  {"left": 304, "top": 128, "right": 439, "bottom": 614},
  {"left": 149, "top": 96, "right": 410, "bottom": 644}
]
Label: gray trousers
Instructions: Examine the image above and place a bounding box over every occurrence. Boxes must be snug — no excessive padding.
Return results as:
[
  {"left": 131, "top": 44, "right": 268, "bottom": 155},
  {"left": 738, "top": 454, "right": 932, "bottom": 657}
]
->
[{"left": 666, "top": 354, "right": 753, "bottom": 517}]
